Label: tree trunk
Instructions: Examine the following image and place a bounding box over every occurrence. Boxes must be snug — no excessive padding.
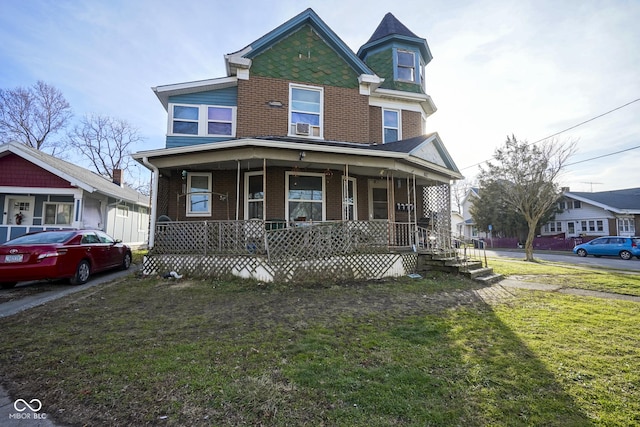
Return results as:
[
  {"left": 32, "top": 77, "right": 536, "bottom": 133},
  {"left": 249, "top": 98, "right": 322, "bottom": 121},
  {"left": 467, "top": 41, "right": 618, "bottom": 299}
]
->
[{"left": 524, "top": 220, "right": 537, "bottom": 261}]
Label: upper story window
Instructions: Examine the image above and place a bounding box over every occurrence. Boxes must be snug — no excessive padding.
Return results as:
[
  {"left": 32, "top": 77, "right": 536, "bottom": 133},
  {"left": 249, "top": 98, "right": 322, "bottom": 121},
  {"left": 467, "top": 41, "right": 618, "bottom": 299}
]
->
[
  {"left": 396, "top": 50, "right": 416, "bottom": 82},
  {"left": 289, "top": 84, "right": 323, "bottom": 138},
  {"left": 169, "top": 104, "right": 236, "bottom": 137},
  {"left": 383, "top": 109, "right": 400, "bottom": 143}
]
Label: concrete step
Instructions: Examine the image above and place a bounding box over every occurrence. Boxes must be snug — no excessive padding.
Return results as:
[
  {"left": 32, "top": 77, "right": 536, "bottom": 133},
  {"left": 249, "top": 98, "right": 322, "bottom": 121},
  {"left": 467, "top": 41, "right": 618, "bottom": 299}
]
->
[
  {"left": 464, "top": 267, "right": 494, "bottom": 280},
  {"left": 473, "top": 273, "right": 504, "bottom": 285}
]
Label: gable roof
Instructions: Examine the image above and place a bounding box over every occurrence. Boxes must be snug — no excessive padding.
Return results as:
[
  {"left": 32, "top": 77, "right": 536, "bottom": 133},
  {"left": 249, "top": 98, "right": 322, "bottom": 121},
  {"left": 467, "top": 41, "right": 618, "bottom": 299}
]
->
[
  {"left": 565, "top": 188, "right": 640, "bottom": 214},
  {"left": 0, "top": 142, "right": 149, "bottom": 206},
  {"left": 369, "top": 134, "right": 460, "bottom": 174},
  {"left": 225, "top": 8, "right": 376, "bottom": 77}
]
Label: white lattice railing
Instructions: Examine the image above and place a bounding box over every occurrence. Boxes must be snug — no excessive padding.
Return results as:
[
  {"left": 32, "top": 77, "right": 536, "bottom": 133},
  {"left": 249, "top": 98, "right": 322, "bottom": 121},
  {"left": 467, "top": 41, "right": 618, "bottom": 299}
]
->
[{"left": 151, "top": 220, "right": 441, "bottom": 258}]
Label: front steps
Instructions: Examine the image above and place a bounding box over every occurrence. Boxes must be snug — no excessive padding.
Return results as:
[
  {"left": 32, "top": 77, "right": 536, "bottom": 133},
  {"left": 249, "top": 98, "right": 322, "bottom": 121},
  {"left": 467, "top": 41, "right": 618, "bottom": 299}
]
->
[{"left": 416, "top": 253, "right": 503, "bottom": 285}]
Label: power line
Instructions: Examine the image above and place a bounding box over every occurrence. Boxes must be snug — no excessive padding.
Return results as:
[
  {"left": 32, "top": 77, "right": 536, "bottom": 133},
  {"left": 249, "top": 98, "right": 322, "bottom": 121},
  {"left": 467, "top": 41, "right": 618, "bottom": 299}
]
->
[
  {"left": 565, "top": 144, "right": 640, "bottom": 167},
  {"left": 460, "top": 97, "right": 640, "bottom": 171}
]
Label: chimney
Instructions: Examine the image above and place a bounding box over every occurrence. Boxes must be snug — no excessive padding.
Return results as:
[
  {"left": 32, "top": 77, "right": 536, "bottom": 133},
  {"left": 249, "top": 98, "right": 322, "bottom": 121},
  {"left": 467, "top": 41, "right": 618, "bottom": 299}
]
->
[{"left": 113, "top": 169, "right": 123, "bottom": 187}]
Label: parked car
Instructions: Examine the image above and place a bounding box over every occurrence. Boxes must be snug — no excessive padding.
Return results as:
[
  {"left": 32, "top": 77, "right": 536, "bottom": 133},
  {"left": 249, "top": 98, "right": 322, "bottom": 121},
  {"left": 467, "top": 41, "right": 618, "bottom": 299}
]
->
[
  {"left": 573, "top": 236, "right": 640, "bottom": 260},
  {"left": 0, "top": 230, "right": 132, "bottom": 289}
]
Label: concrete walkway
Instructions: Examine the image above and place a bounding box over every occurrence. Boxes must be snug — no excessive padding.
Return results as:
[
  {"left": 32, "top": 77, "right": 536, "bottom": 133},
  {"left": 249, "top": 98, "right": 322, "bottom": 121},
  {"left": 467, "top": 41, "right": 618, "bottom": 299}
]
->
[{"left": 500, "top": 278, "right": 640, "bottom": 303}]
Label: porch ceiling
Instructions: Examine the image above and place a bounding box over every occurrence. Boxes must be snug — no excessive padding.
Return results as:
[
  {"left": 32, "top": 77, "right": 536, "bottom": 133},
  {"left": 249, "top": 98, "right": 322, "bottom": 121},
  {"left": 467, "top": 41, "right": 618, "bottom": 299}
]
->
[{"left": 134, "top": 139, "right": 461, "bottom": 185}]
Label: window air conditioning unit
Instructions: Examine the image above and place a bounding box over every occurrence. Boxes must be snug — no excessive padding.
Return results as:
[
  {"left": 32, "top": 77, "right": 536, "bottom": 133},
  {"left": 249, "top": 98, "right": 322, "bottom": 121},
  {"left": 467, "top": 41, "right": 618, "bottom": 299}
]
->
[{"left": 295, "top": 122, "right": 310, "bottom": 135}]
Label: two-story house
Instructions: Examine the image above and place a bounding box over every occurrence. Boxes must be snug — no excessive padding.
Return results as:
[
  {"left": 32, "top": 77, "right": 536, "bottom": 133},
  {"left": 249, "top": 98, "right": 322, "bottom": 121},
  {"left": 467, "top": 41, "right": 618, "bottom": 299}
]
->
[
  {"left": 540, "top": 187, "right": 640, "bottom": 238},
  {"left": 134, "top": 9, "right": 462, "bottom": 281}
]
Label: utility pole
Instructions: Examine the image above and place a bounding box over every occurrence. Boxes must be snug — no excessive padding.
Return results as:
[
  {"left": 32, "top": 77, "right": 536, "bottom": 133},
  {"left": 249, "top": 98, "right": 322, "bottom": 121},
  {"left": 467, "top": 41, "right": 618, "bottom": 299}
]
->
[{"left": 581, "top": 182, "right": 603, "bottom": 192}]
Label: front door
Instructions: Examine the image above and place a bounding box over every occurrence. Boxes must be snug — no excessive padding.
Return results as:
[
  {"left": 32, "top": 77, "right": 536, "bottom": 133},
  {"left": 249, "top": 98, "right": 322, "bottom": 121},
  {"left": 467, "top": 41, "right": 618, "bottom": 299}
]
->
[
  {"left": 5, "top": 196, "right": 35, "bottom": 225},
  {"left": 368, "top": 179, "right": 390, "bottom": 220}
]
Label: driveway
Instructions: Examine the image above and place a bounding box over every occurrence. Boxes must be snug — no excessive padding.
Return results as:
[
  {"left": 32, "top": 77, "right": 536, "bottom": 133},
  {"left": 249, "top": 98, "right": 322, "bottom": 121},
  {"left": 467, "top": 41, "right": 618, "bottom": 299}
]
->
[{"left": 0, "top": 266, "right": 138, "bottom": 318}]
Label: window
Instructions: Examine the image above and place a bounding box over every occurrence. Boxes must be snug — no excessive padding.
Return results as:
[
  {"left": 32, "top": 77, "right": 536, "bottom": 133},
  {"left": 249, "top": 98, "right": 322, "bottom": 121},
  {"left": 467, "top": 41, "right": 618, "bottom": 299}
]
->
[
  {"left": 588, "top": 221, "right": 596, "bottom": 232},
  {"left": 396, "top": 50, "right": 416, "bottom": 82},
  {"left": 342, "top": 177, "right": 357, "bottom": 220},
  {"left": 245, "top": 172, "right": 264, "bottom": 220},
  {"left": 289, "top": 84, "right": 322, "bottom": 138},
  {"left": 558, "top": 201, "right": 566, "bottom": 210},
  {"left": 383, "top": 109, "right": 400, "bottom": 143},
  {"left": 186, "top": 173, "right": 212, "bottom": 216},
  {"left": 138, "top": 207, "right": 149, "bottom": 233},
  {"left": 568, "top": 222, "right": 575, "bottom": 234},
  {"left": 169, "top": 104, "right": 236, "bottom": 137},
  {"left": 286, "top": 172, "right": 324, "bottom": 222},
  {"left": 116, "top": 205, "right": 129, "bottom": 218},
  {"left": 572, "top": 200, "right": 581, "bottom": 208},
  {"left": 618, "top": 218, "right": 635, "bottom": 234},
  {"left": 44, "top": 203, "right": 73, "bottom": 225},
  {"left": 581, "top": 221, "right": 587, "bottom": 232},
  {"left": 597, "top": 220, "right": 604, "bottom": 232}
]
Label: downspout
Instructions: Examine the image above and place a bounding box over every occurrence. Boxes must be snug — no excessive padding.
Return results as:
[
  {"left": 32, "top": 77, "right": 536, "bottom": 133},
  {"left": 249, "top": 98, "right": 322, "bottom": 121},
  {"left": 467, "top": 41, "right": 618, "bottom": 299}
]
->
[{"left": 142, "top": 157, "right": 159, "bottom": 249}]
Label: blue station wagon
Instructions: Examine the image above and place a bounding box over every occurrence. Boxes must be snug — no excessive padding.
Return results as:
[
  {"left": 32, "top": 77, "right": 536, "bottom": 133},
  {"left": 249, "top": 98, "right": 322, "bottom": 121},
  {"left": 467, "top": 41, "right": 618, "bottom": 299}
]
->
[{"left": 573, "top": 236, "right": 640, "bottom": 260}]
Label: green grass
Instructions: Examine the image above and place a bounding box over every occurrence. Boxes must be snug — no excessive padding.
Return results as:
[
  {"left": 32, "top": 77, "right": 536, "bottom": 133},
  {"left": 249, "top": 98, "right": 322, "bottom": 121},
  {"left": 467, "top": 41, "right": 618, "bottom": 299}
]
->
[
  {"left": 0, "top": 269, "right": 638, "bottom": 426},
  {"left": 489, "top": 257, "right": 640, "bottom": 296}
]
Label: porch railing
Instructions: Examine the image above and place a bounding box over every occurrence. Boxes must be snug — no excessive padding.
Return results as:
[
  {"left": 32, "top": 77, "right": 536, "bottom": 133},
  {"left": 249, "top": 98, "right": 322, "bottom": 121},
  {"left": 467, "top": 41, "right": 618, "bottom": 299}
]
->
[{"left": 151, "top": 220, "right": 450, "bottom": 259}]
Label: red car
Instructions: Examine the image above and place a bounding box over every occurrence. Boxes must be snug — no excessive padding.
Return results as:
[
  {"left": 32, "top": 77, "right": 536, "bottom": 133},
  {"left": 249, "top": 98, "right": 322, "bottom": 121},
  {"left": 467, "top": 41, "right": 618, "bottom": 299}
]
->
[{"left": 0, "top": 230, "right": 132, "bottom": 289}]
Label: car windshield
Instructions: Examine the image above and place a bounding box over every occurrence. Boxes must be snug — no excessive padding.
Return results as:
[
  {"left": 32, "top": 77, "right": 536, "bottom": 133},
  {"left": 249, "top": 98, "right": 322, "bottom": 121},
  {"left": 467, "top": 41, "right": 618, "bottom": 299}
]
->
[{"left": 4, "top": 231, "right": 76, "bottom": 245}]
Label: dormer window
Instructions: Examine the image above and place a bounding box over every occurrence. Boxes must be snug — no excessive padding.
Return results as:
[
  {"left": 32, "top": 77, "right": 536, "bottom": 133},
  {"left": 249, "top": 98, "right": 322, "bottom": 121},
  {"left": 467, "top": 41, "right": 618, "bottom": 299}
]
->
[
  {"left": 396, "top": 50, "right": 416, "bottom": 82},
  {"left": 289, "top": 84, "right": 323, "bottom": 138}
]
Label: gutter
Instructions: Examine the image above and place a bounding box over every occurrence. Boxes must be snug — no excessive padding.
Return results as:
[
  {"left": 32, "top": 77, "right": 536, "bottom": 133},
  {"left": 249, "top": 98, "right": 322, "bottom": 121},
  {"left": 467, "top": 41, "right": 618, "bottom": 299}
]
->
[{"left": 141, "top": 157, "right": 159, "bottom": 249}]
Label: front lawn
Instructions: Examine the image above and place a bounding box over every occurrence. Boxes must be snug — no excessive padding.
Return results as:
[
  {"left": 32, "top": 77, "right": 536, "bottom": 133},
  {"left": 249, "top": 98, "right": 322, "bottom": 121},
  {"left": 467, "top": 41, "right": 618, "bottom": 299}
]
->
[
  {"left": 489, "top": 257, "right": 640, "bottom": 296},
  {"left": 0, "top": 271, "right": 638, "bottom": 426}
]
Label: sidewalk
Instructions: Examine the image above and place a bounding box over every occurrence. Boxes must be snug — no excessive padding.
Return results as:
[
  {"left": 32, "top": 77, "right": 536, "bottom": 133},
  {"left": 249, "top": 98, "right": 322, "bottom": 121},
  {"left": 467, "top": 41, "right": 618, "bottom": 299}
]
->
[{"left": 500, "top": 278, "right": 640, "bottom": 303}]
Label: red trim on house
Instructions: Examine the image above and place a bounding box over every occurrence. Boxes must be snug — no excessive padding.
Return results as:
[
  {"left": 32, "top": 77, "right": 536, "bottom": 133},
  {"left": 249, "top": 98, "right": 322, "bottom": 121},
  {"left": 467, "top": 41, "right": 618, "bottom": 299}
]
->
[{"left": 0, "top": 153, "right": 74, "bottom": 188}]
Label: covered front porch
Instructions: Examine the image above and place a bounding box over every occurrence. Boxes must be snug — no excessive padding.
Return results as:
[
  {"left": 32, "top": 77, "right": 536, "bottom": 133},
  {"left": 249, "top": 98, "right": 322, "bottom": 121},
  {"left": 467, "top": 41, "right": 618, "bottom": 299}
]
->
[{"left": 134, "top": 136, "right": 462, "bottom": 281}]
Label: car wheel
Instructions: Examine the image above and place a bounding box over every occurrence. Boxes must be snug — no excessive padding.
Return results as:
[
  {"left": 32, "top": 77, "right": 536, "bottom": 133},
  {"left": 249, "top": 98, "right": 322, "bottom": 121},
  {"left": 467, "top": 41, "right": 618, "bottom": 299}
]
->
[
  {"left": 70, "top": 260, "right": 91, "bottom": 285},
  {"left": 576, "top": 248, "right": 587, "bottom": 257},
  {"left": 121, "top": 252, "right": 132, "bottom": 270},
  {"left": 0, "top": 282, "right": 17, "bottom": 289},
  {"left": 620, "top": 250, "right": 632, "bottom": 260}
]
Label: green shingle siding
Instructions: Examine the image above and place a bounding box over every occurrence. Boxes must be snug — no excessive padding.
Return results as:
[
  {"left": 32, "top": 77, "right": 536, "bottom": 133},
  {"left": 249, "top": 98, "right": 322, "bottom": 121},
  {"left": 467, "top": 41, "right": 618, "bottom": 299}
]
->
[
  {"left": 251, "top": 25, "right": 359, "bottom": 88},
  {"left": 364, "top": 47, "right": 424, "bottom": 94}
]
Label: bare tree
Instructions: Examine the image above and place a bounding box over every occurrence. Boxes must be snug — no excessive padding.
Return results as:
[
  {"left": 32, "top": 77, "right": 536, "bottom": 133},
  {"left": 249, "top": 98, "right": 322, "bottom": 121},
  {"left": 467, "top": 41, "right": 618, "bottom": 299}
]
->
[
  {"left": 0, "top": 81, "right": 73, "bottom": 153},
  {"left": 68, "top": 113, "right": 146, "bottom": 180},
  {"left": 478, "top": 135, "right": 576, "bottom": 261}
]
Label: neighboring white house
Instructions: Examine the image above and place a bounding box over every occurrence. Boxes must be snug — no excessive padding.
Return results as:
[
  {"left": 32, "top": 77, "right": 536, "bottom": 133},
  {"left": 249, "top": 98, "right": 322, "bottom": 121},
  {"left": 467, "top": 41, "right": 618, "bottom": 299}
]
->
[
  {"left": 0, "top": 142, "right": 150, "bottom": 247},
  {"left": 540, "top": 188, "right": 640, "bottom": 238},
  {"left": 457, "top": 187, "right": 487, "bottom": 240}
]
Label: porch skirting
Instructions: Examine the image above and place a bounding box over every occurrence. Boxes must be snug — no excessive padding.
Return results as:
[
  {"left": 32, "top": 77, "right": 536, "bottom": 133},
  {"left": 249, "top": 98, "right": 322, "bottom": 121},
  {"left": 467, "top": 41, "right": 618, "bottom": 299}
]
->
[{"left": 143, "top": 252, "right": 418, "bottom": 283}]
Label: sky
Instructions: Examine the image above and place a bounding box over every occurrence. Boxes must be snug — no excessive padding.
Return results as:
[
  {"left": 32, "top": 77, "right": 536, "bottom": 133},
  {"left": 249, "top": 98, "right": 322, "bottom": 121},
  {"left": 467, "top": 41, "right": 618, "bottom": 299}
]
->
[{"left": 1, "top": 0, "right": 638, "bottom": 192}]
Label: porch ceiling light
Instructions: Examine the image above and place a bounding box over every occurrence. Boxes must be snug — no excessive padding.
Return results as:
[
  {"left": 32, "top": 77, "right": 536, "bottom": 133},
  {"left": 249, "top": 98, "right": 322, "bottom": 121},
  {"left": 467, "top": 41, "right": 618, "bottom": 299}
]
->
[
  {"left": 181, "top": 170, "right": 188, "bottom": 180},
  {"left": 299, "top": 151, "right": 306, "bottom": 161},
  {"left": 267, "top": 100, "right": 283, "bottom": 108}
]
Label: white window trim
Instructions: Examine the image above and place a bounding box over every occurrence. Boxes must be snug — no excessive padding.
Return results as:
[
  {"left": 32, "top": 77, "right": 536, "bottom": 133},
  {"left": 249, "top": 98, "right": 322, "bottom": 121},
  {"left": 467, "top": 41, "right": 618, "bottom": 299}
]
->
[
  {"left": 382, "top": 108, "right": 401, "bottom": 143},
  {"left": 368, "top": 179, "right": 390, "bottom": 221},
  {"left": 168, "top": 103, "right": 237, "bottom": 137},
  {"left": 288, "top": 83, "right": 323, "bottom": 139},
  {"left": 396, "top": 49, "right": 416, "bottom": 83},
  {"left": 342, "top": 176, "right": 357, "bottom": 221},
  {"left": 186, "top": 172, "right": 212, "bottom": 217},
  {"left": 285, "top": 171, "right": 326, "bottom": 222},
  {"left": 116, "top": 204, "right": 129, "bottom": 218},
  {"left": 43, "top": 202, "right": 74, "bottom": 225},
  {"left": 244, "top": 171, "right": 265, "bottom": 220},
  {"left": 138, "top": 207, "right": 149, "bottom": 233}
]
